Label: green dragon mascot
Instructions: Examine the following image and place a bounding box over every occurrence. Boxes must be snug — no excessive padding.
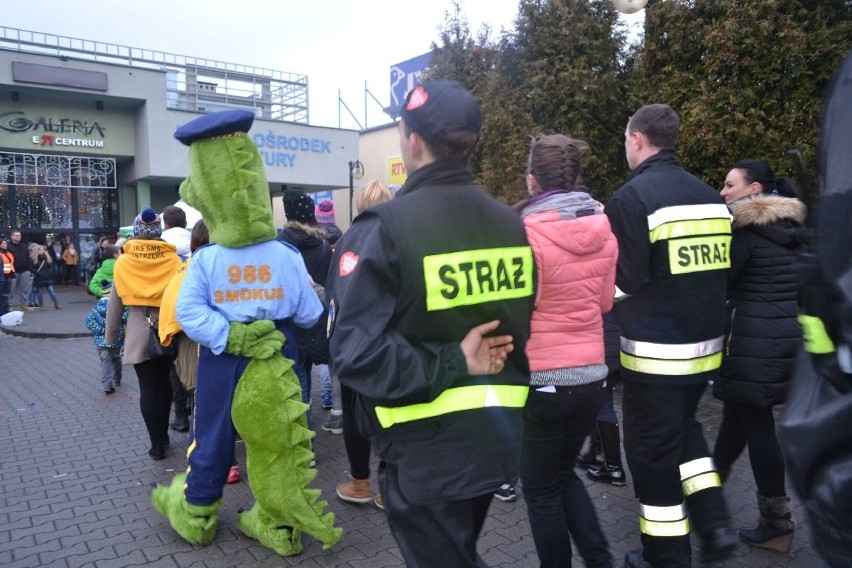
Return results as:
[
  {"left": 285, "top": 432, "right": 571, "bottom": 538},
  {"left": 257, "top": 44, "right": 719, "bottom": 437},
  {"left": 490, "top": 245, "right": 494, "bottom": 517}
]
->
[{"left": 151, "top": 110, "right": 342, "bottom": 555}]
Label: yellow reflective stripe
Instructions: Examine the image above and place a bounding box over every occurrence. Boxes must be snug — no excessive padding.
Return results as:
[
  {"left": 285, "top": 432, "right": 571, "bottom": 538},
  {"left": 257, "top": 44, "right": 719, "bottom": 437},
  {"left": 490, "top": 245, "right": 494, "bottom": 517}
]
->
[
  {"left": 669, "top": 235, "right": 732, "bottom": 274},
  {"left": 683, "top": 472, "right": 722, "bottom": 496},
  {"left": 423, "top": 246, "right": 534, "bottom": 312},
  {"left": 679, "top": 457, "right": 716, "bottom": 479},
  {"left": 621, "top": 352, "right": 722, "bottom": 375},
  {"left": 649, "top": 218, "right": 732, "bottom": 243},
  {"left": 799, "top": 315, "right": 835, "bottom": 354},
  {"left": 639, "top": 517, "right": 691, "bottom": 537},
  {"left": 638, "top": 502, "right": 690, "bottom": 536},
  {"left": 647, "top": 204, "right": 732, "bottom": 232},
  {"left": 374, "top": 384, "right": 528, "bottom": 428},
  {"left": 621, "top": 337, "right": 724, "bottom": 359}
]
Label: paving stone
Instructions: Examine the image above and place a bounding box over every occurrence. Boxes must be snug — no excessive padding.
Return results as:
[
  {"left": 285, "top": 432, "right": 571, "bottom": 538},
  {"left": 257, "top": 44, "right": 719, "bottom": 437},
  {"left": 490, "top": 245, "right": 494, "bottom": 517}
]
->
[{"left": 0, "top": 285, "right": 826, "bottom": 567}]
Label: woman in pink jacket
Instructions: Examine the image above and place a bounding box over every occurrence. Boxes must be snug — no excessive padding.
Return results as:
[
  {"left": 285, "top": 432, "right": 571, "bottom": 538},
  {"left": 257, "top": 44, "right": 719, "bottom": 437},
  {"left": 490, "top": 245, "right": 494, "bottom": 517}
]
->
[{"left": 518, "top": 134, "right": 618, "bottom": 568}]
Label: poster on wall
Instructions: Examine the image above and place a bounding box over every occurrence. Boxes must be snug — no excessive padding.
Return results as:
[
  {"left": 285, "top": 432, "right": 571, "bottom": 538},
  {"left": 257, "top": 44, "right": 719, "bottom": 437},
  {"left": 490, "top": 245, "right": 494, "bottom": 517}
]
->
[{"left": 388, "top": 156, "right": 407, "bottom": 188}]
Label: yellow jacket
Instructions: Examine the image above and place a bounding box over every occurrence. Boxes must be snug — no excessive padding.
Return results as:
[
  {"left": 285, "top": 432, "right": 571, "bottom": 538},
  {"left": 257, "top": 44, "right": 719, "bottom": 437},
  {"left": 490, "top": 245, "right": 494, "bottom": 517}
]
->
[
  {"left": 158, "top": 258, "right": 190, "bottom": 346},
  {"left": 113, "top": 238, "right": 181, "bottom": 307}
]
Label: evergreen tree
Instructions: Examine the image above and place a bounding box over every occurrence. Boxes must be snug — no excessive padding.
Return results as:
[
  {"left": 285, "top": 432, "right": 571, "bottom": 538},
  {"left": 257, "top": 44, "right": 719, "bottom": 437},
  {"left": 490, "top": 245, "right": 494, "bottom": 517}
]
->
[
  {"left": 635, "top": 0, "right": 852, "bottom": 195},
  {"left": 430, "top": 0, "right": 632, "bottom": 203}
]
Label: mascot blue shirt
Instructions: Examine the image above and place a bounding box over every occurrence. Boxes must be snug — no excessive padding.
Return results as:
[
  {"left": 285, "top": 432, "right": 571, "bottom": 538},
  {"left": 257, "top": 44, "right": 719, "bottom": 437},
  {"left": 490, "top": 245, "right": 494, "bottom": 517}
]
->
[{"left": 177, "top": 239, "right": 322, "bottom": 355}]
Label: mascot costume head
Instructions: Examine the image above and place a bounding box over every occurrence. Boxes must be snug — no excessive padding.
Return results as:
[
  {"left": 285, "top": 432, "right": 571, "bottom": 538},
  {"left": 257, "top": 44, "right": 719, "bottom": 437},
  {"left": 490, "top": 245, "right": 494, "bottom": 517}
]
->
[{"left": 151, "top": 110, "right": 341, "bottom": 556}]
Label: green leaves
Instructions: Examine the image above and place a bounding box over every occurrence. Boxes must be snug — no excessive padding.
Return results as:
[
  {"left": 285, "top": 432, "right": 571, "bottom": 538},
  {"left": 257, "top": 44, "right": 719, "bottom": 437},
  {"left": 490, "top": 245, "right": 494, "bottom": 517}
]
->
[{"left": 429, "top": 0, "right": 850, "bottom": 203}]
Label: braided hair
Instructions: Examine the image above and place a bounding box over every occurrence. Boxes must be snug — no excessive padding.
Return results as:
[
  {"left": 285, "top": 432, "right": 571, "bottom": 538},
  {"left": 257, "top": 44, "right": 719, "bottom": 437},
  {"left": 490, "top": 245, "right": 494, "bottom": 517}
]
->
[{"left": 528, "top": 134, "right": 589, "bottom": 193}]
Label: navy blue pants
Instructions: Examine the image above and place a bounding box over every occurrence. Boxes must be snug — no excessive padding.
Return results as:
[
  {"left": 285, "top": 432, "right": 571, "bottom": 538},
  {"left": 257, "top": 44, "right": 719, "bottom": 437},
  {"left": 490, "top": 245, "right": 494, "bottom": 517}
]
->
[{"left": 184, "top": 347, "right": 248, "bottom": 506}]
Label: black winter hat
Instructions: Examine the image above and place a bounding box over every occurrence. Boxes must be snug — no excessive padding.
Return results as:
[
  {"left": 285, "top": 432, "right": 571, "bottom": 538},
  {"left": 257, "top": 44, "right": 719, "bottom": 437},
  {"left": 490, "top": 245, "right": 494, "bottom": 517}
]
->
[{"left": 283, "top": 190, "right": 316, "bottom": 224}]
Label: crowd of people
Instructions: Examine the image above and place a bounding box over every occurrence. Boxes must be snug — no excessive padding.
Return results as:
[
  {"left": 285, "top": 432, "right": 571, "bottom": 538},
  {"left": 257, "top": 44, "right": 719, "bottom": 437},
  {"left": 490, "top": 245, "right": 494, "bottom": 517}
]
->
[{"left": 2, "top": 82, "right": 824, "bottom": 567}]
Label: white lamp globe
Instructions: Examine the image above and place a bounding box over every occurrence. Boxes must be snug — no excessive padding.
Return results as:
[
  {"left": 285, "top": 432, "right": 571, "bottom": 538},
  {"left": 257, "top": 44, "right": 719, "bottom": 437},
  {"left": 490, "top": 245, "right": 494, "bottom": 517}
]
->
[{"left": 613, "top": 0, "right": 648, "bottom": 14}]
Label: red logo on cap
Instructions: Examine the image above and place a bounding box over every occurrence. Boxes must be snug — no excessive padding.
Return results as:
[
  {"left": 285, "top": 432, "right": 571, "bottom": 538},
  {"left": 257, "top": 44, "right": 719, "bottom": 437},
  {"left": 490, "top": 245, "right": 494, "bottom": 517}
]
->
[
  {"left": 339, "top": 251, "right": 360, "bottom": 277},
  {"left": 406, "top": 85, "right": 429, "bottom": 111}
]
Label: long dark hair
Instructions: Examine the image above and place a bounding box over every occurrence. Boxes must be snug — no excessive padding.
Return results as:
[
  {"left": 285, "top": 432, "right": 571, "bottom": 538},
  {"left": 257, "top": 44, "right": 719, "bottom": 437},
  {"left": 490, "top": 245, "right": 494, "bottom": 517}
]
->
[{"left": 732, "top": 159, "right": 800, "bottom": 199}]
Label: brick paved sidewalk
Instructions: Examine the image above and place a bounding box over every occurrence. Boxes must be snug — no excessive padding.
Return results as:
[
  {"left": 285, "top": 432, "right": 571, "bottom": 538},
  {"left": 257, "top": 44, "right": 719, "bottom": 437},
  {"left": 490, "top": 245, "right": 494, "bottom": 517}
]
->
[{"left": 0, "top": 285, "right": 825, "bottom": 567}]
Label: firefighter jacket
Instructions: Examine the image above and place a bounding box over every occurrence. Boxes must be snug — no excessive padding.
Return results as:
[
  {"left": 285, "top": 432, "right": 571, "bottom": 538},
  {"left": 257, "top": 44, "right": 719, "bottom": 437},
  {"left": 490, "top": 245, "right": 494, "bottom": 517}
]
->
[
  {"left": 605, "top": 151, "right": 732, "bottom": 385},
  {"left": 326, "top": 162, "right": 535, "bottom": 503}
]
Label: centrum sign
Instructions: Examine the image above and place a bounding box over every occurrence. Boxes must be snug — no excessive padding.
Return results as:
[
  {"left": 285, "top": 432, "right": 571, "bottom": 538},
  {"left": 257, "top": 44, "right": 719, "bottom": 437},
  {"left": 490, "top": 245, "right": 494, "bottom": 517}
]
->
[
  {"left": 33, "top": 134, "right": 104, "bottom": 148},
  {"left": 0, "top": 111, "right": 107, "bottom": 148}
]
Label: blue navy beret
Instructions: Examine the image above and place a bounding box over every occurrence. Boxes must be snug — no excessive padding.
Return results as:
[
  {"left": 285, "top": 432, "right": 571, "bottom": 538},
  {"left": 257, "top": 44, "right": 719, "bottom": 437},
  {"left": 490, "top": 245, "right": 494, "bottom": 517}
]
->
[{"left": 174, "top": 109, "right": 255, "bottom": 146}]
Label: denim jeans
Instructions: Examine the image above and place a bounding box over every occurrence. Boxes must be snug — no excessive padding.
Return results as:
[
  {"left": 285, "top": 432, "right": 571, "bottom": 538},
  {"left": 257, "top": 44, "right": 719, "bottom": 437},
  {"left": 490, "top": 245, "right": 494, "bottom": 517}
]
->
[
  {"left": 520, "top": 380, "right": 612, "bottom": 568},
  {"left": 31, "top": 285, "right": 59, "bottom": 306},
  {"left": 293, "top": 360, "right": 313, "bottom": 430}
]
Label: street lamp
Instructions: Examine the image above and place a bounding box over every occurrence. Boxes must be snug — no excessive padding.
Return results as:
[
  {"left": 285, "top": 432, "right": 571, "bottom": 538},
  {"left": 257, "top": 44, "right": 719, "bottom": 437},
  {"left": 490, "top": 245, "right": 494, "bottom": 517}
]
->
[{"left": 349, "top": 159, "right": 365, "bottom": 224}]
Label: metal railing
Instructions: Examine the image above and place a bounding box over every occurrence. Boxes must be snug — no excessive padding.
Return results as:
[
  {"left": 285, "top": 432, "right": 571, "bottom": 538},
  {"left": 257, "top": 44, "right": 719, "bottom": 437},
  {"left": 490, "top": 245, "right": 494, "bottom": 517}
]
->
[{"left": 0, "top": 26, "right": 309, "bottom": 123}]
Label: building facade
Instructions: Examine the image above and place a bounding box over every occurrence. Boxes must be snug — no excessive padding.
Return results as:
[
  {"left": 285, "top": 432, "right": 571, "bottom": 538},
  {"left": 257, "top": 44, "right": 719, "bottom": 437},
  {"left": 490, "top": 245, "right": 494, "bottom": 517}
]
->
[{"left": 0, "top": 26, "right": 359, "bottom": 271}]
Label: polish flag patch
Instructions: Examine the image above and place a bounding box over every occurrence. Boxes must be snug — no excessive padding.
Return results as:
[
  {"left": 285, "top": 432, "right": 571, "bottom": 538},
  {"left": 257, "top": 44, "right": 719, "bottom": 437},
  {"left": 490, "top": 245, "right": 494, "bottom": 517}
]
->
[
  {"left": 339, "top": 251, "right": 360, "bottom": 277},
  {"left": 406, "top": 85, "right": 428, "bottom": 111}
]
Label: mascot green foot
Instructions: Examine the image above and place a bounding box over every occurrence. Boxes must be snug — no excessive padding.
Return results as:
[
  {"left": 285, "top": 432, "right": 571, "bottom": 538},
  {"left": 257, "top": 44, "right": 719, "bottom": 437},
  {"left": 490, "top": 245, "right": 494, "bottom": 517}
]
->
[
  {"left": 152, "top": 473, "right": 221, "bottom": 545},
  {"left": 236, "top": 502, "right": 304, "bottom": 556}
]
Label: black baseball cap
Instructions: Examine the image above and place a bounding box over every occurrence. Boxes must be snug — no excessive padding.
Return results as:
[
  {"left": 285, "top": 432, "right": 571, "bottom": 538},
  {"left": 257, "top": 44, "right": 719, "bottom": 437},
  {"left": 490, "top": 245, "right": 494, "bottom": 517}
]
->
[{"left": 399, "top": 80, "right": 482, "bottom": 145}]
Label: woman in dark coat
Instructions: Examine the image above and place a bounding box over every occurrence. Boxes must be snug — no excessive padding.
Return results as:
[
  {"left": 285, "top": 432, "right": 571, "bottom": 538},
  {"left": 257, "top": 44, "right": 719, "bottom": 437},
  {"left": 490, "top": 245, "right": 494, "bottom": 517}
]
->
[{"left": 713, "top": 160, "right": 807, "bottom": 554}]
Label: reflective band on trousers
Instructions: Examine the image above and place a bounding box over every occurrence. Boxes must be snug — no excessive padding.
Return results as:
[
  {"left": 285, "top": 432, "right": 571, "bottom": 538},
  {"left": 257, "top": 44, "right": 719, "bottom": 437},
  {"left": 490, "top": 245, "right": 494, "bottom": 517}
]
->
[
  {"left": 639, "top": 503, "right": 690, "bottom": 537},
  {"left": 621, "top": 352, "right": 722, "bottom": 375},
  {"left": 680, "top": 457, "right": 721, "bottom": 496},
  {"left": 799, "top": 314, "right": 836, "bottom": 354},
  {"left": 620, "top": 337, "right": 724, "bottom": 376},
  {"left": 374, "top": 384, "right": 528, "bottom": 429}
]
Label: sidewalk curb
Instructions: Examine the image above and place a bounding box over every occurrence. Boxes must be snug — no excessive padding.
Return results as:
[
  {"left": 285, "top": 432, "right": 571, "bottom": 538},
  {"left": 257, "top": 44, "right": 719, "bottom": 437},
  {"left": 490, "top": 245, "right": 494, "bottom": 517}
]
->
[{"left": 0, "top": 327, "right": 90, "bottom": 338}]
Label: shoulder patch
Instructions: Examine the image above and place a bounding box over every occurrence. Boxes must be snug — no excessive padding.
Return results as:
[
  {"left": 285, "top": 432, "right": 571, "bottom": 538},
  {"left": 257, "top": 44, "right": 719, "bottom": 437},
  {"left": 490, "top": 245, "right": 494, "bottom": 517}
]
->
[{"left": 339, "top": 251, "right": 359, "bottom": 277}]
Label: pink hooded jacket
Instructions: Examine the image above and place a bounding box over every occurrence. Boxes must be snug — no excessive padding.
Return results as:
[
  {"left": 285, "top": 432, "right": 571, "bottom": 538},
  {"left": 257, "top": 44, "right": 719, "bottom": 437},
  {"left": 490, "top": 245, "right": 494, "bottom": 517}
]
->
[{"left": 520, "top": 190, "right": 618, "bottom": 373}]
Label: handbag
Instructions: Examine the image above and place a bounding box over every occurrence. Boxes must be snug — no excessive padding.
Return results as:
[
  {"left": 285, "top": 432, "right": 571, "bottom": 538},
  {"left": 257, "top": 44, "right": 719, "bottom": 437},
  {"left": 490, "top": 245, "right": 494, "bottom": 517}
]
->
[{"left": 144, "top": 307, "right": 177, "bottom": 361}]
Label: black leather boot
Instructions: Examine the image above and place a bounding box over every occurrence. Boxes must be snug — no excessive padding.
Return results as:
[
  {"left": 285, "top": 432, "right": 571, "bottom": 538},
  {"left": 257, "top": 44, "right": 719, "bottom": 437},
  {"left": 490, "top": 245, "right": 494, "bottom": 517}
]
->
[{"left": 701, "top": 527, "right": 737, "bottom": 562}]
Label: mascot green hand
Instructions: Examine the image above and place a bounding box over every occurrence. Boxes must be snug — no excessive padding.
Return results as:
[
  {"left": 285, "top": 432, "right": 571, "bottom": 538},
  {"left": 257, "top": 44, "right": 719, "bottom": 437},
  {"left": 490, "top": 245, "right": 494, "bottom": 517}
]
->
[{"left": 150, "top": 109, "right": 341, "bottom": 555}]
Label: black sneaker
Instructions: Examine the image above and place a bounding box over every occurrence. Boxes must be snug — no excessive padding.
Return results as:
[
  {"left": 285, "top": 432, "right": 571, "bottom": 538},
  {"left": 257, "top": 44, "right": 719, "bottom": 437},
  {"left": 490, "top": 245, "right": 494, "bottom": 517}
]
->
[
  {"left": 104, "top": 386, "right": 115, "bottom": 395},
  {"left": 494, "top": 484, "right": 517, "bottom": 502}
]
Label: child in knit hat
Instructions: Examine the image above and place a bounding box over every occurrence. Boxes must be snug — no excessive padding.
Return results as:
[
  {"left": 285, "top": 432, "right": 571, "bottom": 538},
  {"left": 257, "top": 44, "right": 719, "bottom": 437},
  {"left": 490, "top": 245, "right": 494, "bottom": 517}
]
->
[
  {"left": 315, "top": 199, "right": 336, "bottom": 224},
  {"left": 133, "top": 207, "right": 163, "bottom": 238},
  {"left": 85, "top": 281, "right": 128, "bottom": 395}
]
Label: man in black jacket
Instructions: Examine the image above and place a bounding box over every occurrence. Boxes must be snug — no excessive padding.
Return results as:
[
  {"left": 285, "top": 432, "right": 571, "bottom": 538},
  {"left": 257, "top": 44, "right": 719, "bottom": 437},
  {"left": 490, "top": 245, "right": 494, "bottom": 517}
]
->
[
  {"left": 326, "top": 81, "right": 535, "bottom": 567},
  {"left": 606, "top": 104, "right": 736, "bottom": 568},
  {"left": 8, "top": 230, "right": 32, "bottom": 312}
]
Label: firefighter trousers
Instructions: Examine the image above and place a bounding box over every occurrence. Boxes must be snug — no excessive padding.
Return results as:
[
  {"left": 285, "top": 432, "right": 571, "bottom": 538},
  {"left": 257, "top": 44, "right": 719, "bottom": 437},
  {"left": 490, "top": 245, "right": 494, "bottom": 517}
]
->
[{"left": 622, "top": 377, "right": 729, "bottom": 568}]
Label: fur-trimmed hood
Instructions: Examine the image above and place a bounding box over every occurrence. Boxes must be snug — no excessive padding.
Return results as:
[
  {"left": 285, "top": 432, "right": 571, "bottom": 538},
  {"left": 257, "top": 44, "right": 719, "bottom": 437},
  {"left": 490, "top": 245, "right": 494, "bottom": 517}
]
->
[
  {"left": 729, "top": 194, "right": 807, "bottom": 229},
  {"left": 281, "top": 221, "right": 326, "bottom": 241},
  {"left": 729, "top": 194, "right": 807, "bottom": 249}
]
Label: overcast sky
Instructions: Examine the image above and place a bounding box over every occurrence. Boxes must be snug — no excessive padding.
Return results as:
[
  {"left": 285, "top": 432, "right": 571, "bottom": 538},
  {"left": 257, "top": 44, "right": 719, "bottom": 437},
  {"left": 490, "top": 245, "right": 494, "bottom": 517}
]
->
[{"left": 3, "top": 0, "right": 643, "bottom": 129}]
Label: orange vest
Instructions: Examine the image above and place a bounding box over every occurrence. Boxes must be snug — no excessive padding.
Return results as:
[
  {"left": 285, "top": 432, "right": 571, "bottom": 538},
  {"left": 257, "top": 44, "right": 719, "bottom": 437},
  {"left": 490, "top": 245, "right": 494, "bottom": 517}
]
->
[{"left": 0, "top": 250, "right": 14, "bottom": 275}]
